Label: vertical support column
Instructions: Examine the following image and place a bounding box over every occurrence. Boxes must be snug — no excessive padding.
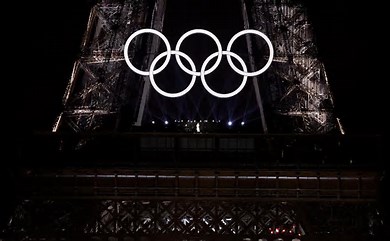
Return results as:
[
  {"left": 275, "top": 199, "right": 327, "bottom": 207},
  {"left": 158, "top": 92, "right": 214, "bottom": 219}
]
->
[
  {"left": 134, "top": 0, "right": 167, "bottom": 126},
  {"left": 240, "top": 0, "right": 268, "bottom": 133}
]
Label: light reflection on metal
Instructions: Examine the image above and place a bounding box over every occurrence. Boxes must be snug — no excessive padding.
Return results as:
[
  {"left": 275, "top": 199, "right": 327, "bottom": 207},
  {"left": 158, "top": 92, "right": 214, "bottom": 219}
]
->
[
  {"left": 5, "top": 200, "right": 305, "bottom": 239},
  {"left": 52, "top": 0, "right": 155, "bottom": 133},
  {"left": 5, "top": 197, "right": 384, "bottom": 239},
  {"left": 249, "top": 0, "right": 341, "bottom": 134},
  {"left": 337, "top": 117, "right": 345, "bottom": 135}
]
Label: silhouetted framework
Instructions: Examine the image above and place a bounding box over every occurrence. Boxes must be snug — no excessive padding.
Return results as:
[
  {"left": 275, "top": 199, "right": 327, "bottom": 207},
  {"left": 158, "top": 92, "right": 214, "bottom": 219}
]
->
[
  {"left": 4, "top": 133, "right": 386, "bottom": 240},
  {"left": 2, "top": 199, "right": 384, "bottom": 241}
]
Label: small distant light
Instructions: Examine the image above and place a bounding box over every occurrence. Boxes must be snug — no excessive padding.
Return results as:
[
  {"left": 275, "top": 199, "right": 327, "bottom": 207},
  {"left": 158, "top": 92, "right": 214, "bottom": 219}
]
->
[
  {"left": 204, "top": 120, "right": 208, "bottom": 123},
  {"left": 164, "top": 120, "right": 169, "bottom": 125},
  {"left": 151, "top": 120, "right": 155, "bottom": 124},
  {"left": 212, "top": 120, "right": 215, "bottom": 122},
  {"left": 241, "top": 121, "right": 245, "bottom": 126},
  {"left": 228, "top": 121, "right": 232, "bottom": 126},
  {"left": 275, "top": 228, "right": 279, "bottom": 233},
  {"left": 174, "top": 120, "right": 177, "bottom": 123}
]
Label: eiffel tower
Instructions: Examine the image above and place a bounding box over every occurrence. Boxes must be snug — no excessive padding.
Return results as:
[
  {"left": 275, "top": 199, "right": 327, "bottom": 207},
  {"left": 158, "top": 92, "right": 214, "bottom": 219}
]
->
[
  {"left": 4, "top": 0, "right": 386, "bottom": 240},
  {"left": 50, "top": 0, "right": 341, "bottom": 134}
]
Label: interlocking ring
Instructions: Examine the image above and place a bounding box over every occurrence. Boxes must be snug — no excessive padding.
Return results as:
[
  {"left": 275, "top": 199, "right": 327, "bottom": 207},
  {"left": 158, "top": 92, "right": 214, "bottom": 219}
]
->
[
  {"left": 201, "top": 51, "right": 247, "bottom": 98},
  {"left": 175, "top": 29, "right": 223, "bottom": 76},
  {"left": 124, "top": 28, "right": 274, "bottom": 98},
  {"left": 124, "top": 29, "right": 171, "bottom": 76},
  {"left": 150, "top": 50, "right": 196, "bottom": 98},
  {"left": 227, "top": 29, "right": 274, "bottom": 77}
]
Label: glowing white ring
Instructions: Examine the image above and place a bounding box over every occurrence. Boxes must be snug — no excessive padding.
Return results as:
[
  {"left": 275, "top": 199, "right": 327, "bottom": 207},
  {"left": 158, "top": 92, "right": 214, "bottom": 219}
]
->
[
  {"left": 175, "top": 29, "right": 223, "bottom": 76},
  {"left": 124, "top": 29, "right": 171, "bottom": 76},
  {"left": 149, "top": 50, "right": 197, "bottom": 98},
  {"left": 124, "top": 28, "right": 274, "bottom": 98},
  {"left": 200, "top": 51, "right": 247, "bottom": 98},
  {"left": 226, "top": 29, "right": 274, "bottom": 77}
]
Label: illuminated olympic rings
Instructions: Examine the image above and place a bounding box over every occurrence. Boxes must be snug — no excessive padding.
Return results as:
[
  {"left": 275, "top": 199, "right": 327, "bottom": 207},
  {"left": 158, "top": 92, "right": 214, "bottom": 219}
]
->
[{"left": 124, "top": 29, "right": 274, "bottom": 98}]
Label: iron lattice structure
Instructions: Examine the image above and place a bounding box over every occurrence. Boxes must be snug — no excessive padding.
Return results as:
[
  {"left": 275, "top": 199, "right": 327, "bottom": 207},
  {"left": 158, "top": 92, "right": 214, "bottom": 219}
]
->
[
  {"left": 247, "top": 0, "right": 339, "bottom": 133},
  {"left": 53, "top": 0, "right": 161, "bottom": 133},
  {"left": 52, "top": 0, "right": 341, "bottom": 134},
  {"left": 5, "top": 200, "right": 303, "bottom": 239},
  {"left": 3, "top": 199, "right": 383, "bottom": 241},
  {"left": 2, "top": 134, "right": 385, "bottom": 240}
]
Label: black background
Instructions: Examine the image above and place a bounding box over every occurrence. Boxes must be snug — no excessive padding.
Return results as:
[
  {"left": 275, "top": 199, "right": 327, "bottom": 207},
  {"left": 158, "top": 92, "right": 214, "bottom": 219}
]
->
[
  {"left": 5, "top": 0, "right": 388, "bottom": 236},
  {"left": 15, "top": 0, "right": 384, "bottom": 135}
]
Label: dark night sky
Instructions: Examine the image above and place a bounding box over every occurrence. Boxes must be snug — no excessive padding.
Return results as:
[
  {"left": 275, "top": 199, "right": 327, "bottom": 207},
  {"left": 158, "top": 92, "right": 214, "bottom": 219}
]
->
[
  {"left": 6, "top": 1, "right": 386, "bottom": 234},
  {"left": 16, "top": 0, "right": 384, "bottom": 135}
]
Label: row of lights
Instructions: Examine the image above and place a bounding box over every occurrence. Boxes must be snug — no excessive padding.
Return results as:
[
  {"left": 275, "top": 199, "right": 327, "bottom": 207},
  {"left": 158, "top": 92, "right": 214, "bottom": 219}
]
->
[
  {"left": 269, "top": 227, "right": 300, "bottom": 235},
  {"left": 151, "top": 119, "right": 246, "bottom": 126}
]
